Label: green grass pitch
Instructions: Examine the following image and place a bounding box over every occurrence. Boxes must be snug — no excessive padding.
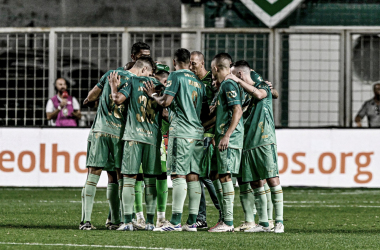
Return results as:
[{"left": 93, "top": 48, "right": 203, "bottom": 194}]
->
[{"left": 0, "top": 187, "right": 380, "bottom": 249}]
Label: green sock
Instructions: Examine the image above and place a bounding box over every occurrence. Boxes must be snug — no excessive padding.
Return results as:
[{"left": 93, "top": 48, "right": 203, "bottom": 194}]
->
[
  {"left": 253, "top": 186, "right": 269, "bottom": 227},
  {"left": 124, "top": 214, "right": 133, "bottom": 224},
  {"left": 186, "top": 181, "right": 201, "bottom": 225},
  {"left": 270, "top": 185, "right": 284, "bottom": 224},
  {"left": 147, "top": 214, "right": 155, "bottom": 224},
  {"left": 156, "top": 179, "right": 168, "bottom": 212},
  {"left": 118, "top": 179, "right": 124, "bottom": 218},
  {"left": 221, "top": 181, "right": 234, "bottom": 226},
  {"left": 81, "top": 185, "right": 85, "bottom": 222},
  {"left": 264, "top": 182, "right": 273, "bottom": 220},
  {"left": 239, "top": 183, "right": 255, "bottom": 223},
  {"left": 122, "top": 177, "right": 136, "bottom": 224},
  {"left": 170, "top": 178, "right": 187, "bottom": 225},
  {"left": 84, "top": 173, "right": 100, "bottom": 222},
  {"left": 134, "top": 181, "right": 144, "bottom": 214},
  {"left": 213, "top": 179, "right": 224, "bottom": 221},
  {"left": 144, "top": 177, "right": 157, "bottom": 224},
  {"left": 107, "top": 183, "right": 120, "bottom": 224}
]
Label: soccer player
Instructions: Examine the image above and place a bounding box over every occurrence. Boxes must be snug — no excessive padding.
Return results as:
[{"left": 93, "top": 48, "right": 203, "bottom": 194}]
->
[
  {"left": 190, "top": 51, "right": 222, "bottom": 228},
  {"left": 79, "top": 57, "right": 152, "bottom": 230},
  {"left": 144, "top": 48, "right": 209, "bottom": 232},
  {"left": 104, "top": 41, "right": 152, "bottom": 229},
  {"left": 208, "top": 53, "right": 244, "bottom": 233},
  {"left": 227, "top": 60, "right": 284, "bottom": 233},
  {"left": 153, "top": 65, "right": 171, "bottom": 228},
  {"left": 107, "top": 58, "right": 166, "bottom": 231}
]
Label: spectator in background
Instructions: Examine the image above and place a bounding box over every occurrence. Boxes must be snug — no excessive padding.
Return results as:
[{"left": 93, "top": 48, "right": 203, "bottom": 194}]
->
[
  {"left": 46, "top": 78, "right": 82, "bottom": 126},
  {"left": 355, "top": 83, "right": 380, "bottom": 127}
]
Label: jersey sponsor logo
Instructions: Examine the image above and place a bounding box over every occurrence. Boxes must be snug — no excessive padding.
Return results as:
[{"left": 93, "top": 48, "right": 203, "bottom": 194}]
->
[
  {"left": 226, "top": 91, "right": 237, "bottom": 98},
  {"left": 240, "top": 0, "right": 303, "bottom": 28},
  {"left": 188, "top": 80, "right": 202, "bottom": 89}
]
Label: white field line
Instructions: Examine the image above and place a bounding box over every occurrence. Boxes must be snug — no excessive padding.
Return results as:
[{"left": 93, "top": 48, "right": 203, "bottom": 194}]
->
[
  {"left": 0, "top": 242, "right": 201, "bottom": 250},
  {"left": 284, "top": 205, "right": 380, "bottom": 208}
]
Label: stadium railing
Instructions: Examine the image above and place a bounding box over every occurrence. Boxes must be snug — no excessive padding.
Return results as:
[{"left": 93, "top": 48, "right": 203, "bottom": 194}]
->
[{"left": 1, "top": 26, "right": 380, "bottom": 127}]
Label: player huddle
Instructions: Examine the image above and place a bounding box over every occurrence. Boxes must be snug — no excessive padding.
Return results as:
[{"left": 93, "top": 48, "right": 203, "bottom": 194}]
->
[{"left": 79, "top": 42, "right": 284, "bottom": 233}]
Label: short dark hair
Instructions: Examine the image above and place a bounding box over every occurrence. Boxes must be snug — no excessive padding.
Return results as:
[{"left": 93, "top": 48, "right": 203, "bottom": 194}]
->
[
  {"left": 232, "top": 60, "right": 251, "bottom": 69},
  {"left": 135, "top": 56, "right": 156, "bottom": 73},
  {"left": 213, "top": 53, "right": 233, "bottom": 64},
  {"left": 131, "top": 42, "right": 150, "bottom": 55},
  {"left": 155, "top": 70, "right": 169, "bottom": 78},
  {"left": 212, "top": 52, "right": 233, "bottom": 69},
  {"left": 174, "top": 48, "right": 190, "bottom": 64}
]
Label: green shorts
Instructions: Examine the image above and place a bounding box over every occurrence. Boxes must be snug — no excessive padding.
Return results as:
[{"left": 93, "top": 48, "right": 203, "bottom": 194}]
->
[
  {"left": 242, "top": 144, "right": 279, "bottom": 182},
  {"left": 167, "top": 137, "right": 203, "bottom": 176},
  {"left": 86, "top": 132, "right": 123, "bottom": 171},
  {"left": 121, "top": 141, "right": 162, "bottom": 176},
  {"left": 213, "top": 147, "right": 242, "bottom": 175},
  {"left": 200, "top": 140, "right": 217, "bottom": 178}
]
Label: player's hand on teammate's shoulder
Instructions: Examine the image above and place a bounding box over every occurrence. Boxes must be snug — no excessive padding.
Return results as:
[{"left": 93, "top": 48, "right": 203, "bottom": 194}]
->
[
  {"left": 265, "top": 81, "right": 273, "bottom": 89},
  {"left": 225, "top": 73, "right": 240, "bottom": 83},
  {"left": 143, "top": 80, "right": 156, "bottom": 98},
  {"left": 108, "top": 71, "right": 120, "bottom": 87}
]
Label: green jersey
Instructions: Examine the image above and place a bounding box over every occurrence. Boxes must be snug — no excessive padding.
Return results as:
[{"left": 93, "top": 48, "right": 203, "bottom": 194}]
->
[
  {"left": 122, "top": 76, "right": 164, "bottom": 147},
  {"left": 200, "top": 71, "right": 216, "bottom": 135},
  {"left": 250, "top": 70, "right": 265, "bottom": 85},
  {"left": 91, "top": 68, "right": 135, "bottom": 138},
  {"left": 243, "top": 81, "right": 276, "bottom": 151},
  {"left": 164, "top": 69, "right": 206, "bottom": 141},
  {"left": 214, "top": 79, "right": 244, "bottom": 149},
  {"left": 201, "top": 71, "right": 215, "bottom": 106}
]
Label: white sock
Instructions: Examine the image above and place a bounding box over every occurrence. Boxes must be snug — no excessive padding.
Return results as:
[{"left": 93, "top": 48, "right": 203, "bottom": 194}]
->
[
  {"left": 157, "top": 211, "right": 165, "bottom": 220},
  {"left": 136, "top": 211, "right": 144, "bottom": 220}
]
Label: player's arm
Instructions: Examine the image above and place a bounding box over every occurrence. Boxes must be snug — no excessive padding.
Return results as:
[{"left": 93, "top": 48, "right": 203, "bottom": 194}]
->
[
  {"left": 219, "top": 104, "right": 242, "bottom": 151},
  {"left": 108, "top": 71, "right": 128, "bottom": 105},
  {"left": 225, "top": 74, "right": 267, "bottom": 100},
  {"left": 83, "top": 85, "right": 102, "bottom": 106},
  {"left": 144, "top": 80, "right": 174, "bottom": 108},
  {"left": 202, "top": 116, "right": 216, "bottom": 131},
  {"left": 162, "top": 108, "right": 169, "bottom": 122}
]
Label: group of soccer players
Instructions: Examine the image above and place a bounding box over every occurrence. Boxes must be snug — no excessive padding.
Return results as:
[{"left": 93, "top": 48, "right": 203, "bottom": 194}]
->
[{"left": 79, "top": 41, "right": 284, "bottom": 233}]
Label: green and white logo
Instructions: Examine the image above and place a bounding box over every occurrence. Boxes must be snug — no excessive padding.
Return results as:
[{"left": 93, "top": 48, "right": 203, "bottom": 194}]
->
[{"left": 240, "top": 0, "right": 303, "bottom": 28}]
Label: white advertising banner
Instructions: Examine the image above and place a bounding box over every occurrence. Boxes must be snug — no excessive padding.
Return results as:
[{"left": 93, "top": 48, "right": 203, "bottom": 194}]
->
[{"left": 0, "top": 128, "right": 379, "bottom": 187}]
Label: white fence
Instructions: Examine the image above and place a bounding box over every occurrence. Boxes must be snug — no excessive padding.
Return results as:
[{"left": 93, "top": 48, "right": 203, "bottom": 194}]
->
[{"left": 1, "top": 27, "right": 380, "bottom": 127}]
